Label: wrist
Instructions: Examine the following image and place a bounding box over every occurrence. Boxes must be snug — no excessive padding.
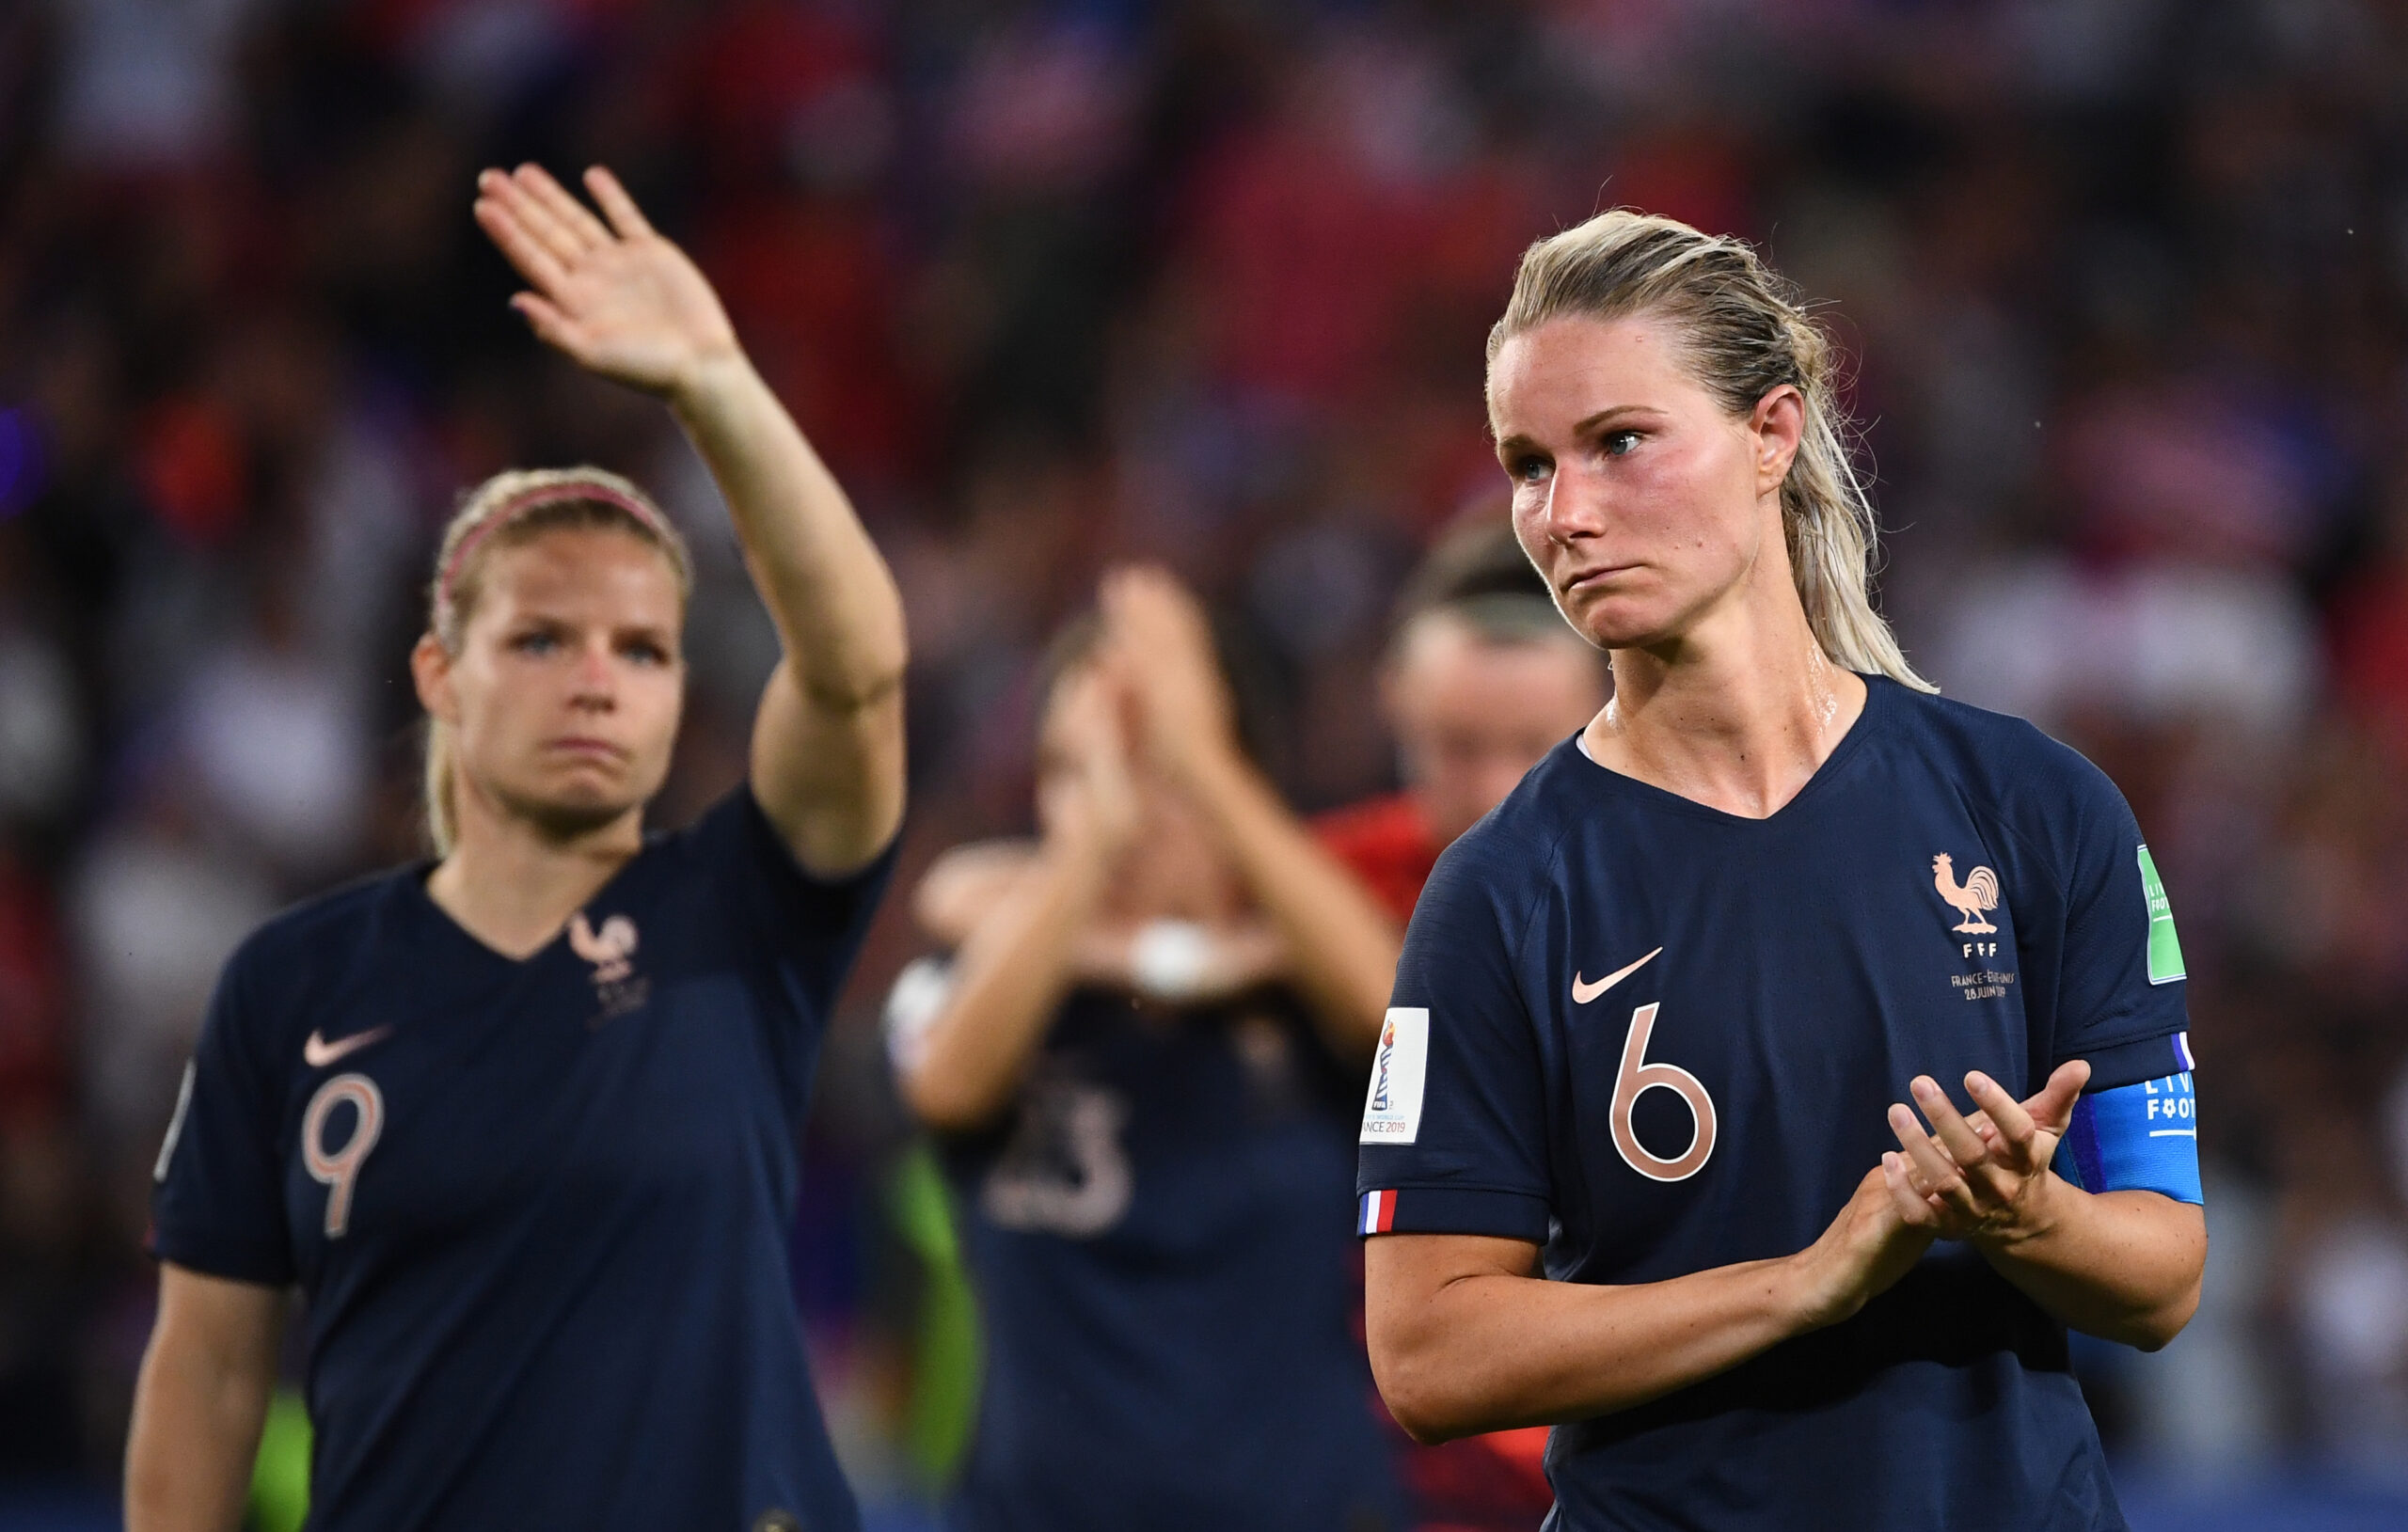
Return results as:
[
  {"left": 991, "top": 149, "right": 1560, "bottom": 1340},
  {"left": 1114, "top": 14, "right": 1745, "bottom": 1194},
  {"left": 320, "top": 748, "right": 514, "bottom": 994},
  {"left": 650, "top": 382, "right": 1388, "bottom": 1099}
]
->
[
  {"left": 1974, "top": 1170, "right": 2073, "bottom": 1255},
  {"left": 1775, "top": 1248, "right": 1849, "bottom": 1334},
  {"left": 666, "top": 346, "right": 758, "bottom": 420},
  {"left": 1170, "top": 735, "right": 1258, "bottom": 812}
]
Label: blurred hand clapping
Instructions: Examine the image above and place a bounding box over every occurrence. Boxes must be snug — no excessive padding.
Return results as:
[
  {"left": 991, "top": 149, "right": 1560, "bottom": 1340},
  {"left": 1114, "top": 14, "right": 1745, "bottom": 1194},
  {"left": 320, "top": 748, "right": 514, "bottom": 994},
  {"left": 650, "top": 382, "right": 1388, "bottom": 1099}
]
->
[{"left": 1099, "top": 565, "right": 1242, "bottom": 785}]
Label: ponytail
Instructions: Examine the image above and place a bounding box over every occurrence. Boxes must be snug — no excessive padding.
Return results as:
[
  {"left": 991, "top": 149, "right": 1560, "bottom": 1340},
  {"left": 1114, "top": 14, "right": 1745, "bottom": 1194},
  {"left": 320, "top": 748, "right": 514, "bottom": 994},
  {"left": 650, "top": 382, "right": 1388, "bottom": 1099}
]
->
[{"left": 422, "top": 719, "right": 460, "bottom": 859}]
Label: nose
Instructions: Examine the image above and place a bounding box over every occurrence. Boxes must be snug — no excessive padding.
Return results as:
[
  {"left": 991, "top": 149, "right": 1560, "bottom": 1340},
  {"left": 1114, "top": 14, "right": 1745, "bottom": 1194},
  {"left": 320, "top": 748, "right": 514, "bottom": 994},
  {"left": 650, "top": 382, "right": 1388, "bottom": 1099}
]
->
[
  {"left": 1538, "top": 462, "right": 1609, "bottom": 546},
  {"left": 569, "top": 637, "right": 617, "bottom": 710}
]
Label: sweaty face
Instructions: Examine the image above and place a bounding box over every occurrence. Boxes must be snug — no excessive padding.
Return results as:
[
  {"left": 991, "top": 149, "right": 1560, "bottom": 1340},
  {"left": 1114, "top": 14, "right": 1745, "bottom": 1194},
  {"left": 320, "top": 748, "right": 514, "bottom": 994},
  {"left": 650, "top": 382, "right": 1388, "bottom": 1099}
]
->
[
  {"left": 434, "top": 528, "right": 686, "bottom": 839},
  {"left": 1488, "top": 315, "right": 1789, "bottom": 652},
  {"left": 1386, "top": 613, "right": 1609, "bottom": 844}
]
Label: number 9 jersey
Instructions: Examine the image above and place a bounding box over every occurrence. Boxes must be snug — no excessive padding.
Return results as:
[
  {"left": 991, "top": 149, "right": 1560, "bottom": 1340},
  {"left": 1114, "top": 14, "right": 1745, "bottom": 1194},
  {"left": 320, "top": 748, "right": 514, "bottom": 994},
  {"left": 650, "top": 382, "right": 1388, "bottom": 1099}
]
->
[
  {"left": 1356, "top": 677, "right": 2199, "bottom": 1532},
  {"left": 150, "top": 789, "right": 896, "bottom": 1532}
]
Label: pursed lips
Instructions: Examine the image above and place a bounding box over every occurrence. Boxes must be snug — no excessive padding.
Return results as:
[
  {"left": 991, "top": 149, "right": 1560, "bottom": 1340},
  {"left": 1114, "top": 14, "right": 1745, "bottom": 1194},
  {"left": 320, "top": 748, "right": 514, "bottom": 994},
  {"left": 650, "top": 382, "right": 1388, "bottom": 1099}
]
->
[
  {"left": 544, "top": 736, "right": 627, "bottom": 762},
  {"left": 1562, "top": 563, "right": 1638, "bottom": 594}
]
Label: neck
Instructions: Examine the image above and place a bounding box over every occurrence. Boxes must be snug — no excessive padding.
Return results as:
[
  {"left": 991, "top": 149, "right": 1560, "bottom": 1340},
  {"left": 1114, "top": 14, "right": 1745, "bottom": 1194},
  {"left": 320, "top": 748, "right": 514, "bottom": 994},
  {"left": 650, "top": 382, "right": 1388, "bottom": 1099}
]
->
[
  {"left": 424, "top": 792, "right": 645, "bottom": 958},
  {"left": 1584, "top": 580, "right": 1866, "bottom": 820}
]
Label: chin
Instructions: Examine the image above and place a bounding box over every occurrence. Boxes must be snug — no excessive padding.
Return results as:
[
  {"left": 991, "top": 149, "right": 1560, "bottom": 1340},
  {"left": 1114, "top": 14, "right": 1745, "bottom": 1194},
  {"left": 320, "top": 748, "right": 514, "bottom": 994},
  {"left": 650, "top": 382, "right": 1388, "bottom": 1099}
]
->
[
  {"left": 500, "top": 779, "right": 649, "bottom": 839},
  {"left": 1561, "top": 602, "right": 1670, "bottom": 652}
]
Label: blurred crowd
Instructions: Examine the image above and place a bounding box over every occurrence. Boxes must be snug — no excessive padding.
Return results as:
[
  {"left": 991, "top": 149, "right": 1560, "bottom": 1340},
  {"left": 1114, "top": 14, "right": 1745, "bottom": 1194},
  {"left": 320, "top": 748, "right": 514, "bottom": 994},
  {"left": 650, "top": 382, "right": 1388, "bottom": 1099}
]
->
[{"left": 4, "top": 0, "right": 2408, "bottom": 1503}]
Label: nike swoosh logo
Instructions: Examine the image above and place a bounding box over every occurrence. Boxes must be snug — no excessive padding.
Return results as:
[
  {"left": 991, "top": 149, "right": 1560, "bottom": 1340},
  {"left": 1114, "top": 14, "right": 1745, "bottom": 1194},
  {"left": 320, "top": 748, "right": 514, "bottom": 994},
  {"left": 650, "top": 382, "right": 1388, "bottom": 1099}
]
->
[
  {"left": 303, "top": 1026, "right": 393, "bottom": 1068},
  {"left": 1572, "top": 948, "right": 1662, "bottom": 1005}
]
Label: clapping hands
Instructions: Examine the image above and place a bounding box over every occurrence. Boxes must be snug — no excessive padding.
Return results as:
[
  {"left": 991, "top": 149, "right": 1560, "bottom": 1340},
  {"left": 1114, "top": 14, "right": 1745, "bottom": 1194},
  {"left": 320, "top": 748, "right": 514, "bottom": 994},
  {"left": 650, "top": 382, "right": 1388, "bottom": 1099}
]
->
[
  {"left": 1881, "top": 1061, "right": 2091, "bottom": 1245},
  {"left": 1098, "top": 566, "right": 1244, "bottom": 788},
  {"left": 1038, "top": 663, "right": 1140, "bottom": 861}
]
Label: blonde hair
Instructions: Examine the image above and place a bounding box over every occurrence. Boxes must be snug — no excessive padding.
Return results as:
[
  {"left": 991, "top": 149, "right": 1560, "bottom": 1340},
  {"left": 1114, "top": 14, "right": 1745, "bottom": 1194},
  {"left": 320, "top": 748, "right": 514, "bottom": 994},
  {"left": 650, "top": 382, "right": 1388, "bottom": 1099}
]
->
[
  {"left": 421, "top": 466, "right": 695, "bottom": 856},
  {"left": 1487, "top": 211, "right": 1935, "bottom": 692}
]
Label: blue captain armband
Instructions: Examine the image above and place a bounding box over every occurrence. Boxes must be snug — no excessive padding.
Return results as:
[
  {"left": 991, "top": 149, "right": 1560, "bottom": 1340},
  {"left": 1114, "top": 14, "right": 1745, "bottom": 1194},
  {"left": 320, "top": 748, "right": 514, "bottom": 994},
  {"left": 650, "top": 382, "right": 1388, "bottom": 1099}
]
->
[{"left": 2058, "top": 1072, "right": 2203, "bottom": 1205}]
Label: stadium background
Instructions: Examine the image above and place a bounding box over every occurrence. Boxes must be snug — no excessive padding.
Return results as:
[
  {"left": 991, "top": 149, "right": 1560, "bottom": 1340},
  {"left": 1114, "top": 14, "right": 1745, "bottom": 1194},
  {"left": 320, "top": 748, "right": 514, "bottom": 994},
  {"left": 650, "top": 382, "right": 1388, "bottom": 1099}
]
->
[{"left": 3, "top": 0, "right": 2407, "bottom": 1526}]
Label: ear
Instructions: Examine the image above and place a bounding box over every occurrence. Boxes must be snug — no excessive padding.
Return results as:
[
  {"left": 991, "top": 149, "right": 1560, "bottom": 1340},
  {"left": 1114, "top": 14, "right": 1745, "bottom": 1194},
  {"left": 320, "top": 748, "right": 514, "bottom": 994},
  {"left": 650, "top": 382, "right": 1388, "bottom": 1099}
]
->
[
  {"left": 411, "top": 633, "right": 459, "bottom": 724},
  {"left": 1750, "top": 385, "right": 1806, "bottom": 498}
]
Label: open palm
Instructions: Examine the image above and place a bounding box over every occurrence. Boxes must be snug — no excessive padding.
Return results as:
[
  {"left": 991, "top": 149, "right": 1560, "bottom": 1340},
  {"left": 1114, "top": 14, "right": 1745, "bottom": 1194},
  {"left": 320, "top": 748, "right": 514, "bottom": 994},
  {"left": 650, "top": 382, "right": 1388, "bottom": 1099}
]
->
[{"left": 472, "top": 164, "right": 739, "bottom": 398}]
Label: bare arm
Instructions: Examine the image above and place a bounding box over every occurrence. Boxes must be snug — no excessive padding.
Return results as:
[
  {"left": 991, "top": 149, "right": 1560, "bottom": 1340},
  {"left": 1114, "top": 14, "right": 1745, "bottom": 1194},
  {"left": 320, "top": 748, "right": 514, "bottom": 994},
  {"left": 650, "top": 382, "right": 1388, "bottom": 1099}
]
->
[
  {"left": 474, "top": 164, "right": 906, "bottom": 877},
  {"left": 1884, "top": 1063, "right": 2205, "bottom": 1350},
  {"left": 916, "top": 838, "right": 1292, "bottom": 1000},
  {"left": 1972, "top": 1186, "right": 2204, "bottom": 1349},
  {"left": 1366, "top": 1167, "right": 1932, "bottom": 1443},
  {"left": 914, "top": 840, "right": 1042, "bottom": 943},
  {"left": 1103, "top": 567, "right": 1401, "bottom": 1057},
  {"left": 895, "top": 672, "right": 1133, "bottom": 1131},
  {"left": 126, "top": 1264, "right": 286, "bottom": 1532}
]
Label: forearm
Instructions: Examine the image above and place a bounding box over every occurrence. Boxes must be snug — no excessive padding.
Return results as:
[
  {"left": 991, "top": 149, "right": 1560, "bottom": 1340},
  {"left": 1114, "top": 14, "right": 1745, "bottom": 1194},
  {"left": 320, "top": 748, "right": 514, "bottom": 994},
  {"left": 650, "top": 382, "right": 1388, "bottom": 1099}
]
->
[
  {"left": 900, "top": 845, "right": 1107, "bottom": 1130},
  {"left": 1369, "top": 1246, "right": 1816, "bottom": 1442},
  {"left": 1180, "top": 749, "right": 1400, "bottom": 1056},
  {"left": 1973, "top": 1179, "right": 2205, "bottom": 1350},
  {"left": 125, "top": 1328, "right": 276, "bottom": 1531},
  {"left": 670, "top": 355, "right": 906, "bottom": 703}
]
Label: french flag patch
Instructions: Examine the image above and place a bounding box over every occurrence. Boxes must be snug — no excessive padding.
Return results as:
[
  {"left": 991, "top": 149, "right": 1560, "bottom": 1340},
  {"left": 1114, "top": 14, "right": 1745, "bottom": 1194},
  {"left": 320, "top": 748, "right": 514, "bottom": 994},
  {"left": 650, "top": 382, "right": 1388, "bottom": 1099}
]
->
[
  {"left": 2173, "top": 1031, "right": 2195, "bottom": 1071},
  {"left": 1358, "top": 1190, "right": 1398, "bottom": 1235}
]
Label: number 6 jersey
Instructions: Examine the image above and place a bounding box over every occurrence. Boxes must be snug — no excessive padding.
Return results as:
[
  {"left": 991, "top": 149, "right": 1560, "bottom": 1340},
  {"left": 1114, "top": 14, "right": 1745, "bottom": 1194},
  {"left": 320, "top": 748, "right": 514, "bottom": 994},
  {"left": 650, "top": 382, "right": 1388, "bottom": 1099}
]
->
[
  {"left": 150, "top": 789, "right": 895, "bottom": 1532},
  {"left": 1356, "top": 676, "right": 2198, "bottom": 1532}
]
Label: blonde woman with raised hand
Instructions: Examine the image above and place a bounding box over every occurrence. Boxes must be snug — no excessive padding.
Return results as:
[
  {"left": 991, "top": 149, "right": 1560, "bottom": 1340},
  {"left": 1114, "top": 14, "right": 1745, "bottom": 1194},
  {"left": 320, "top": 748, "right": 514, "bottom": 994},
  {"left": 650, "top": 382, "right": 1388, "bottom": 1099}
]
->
[
  {"left": 126, "top": 164, "right": 905, "bottom": 1532},
  {"left": 1357, "top": 212, "right": 2206, "bottom": 1531}
]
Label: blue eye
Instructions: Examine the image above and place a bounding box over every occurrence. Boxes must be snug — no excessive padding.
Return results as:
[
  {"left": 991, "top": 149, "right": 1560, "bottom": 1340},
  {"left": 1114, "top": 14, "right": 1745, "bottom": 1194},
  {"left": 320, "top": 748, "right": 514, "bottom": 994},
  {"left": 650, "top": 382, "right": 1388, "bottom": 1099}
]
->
[
  {"left": 1603, "top": 430, "right": 1641, "bottom": 457},
  {"left": 513, "top": 631, "right": 559, "bottom": 655},
  {"left": 1512, "top": 455, "right": 1550, "bottom": 484}
]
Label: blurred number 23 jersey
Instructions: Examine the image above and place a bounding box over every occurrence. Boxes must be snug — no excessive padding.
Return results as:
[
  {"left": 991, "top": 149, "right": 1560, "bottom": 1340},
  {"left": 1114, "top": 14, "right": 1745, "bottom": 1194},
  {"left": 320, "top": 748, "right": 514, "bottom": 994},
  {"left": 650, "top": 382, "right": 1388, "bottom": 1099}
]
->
[{"left": 1358, "top": 678, "right": 2194, "bottom": 1532}]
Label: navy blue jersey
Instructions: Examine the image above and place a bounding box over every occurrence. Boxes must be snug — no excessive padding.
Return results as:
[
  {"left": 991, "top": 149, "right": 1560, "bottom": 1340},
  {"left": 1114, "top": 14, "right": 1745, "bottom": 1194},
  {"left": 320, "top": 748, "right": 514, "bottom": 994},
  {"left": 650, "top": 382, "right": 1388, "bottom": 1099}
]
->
[
  {"left": 1357, "top": 677, "right": 2195, "bottom": 1532},
  {"left": 151, "top": 789, "right": 895, "bottom": 1532},
  {"left": 890, "top": 969, "right": 1406, "bottom": 1532}
]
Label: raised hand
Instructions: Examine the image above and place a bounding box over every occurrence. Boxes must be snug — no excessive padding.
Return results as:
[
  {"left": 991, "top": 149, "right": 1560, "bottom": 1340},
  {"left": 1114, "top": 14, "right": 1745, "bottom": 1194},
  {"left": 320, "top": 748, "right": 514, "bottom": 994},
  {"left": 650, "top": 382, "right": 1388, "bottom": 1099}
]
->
[
  {"left": 1099, "top": 566, "right": 1241, "bottom": 785},
  {"left": 1881, "top": 1060, "right": 2091, "bottom": 1244},
  {"left": 472, "top": 164, "right": 739, "bottom": 400}
]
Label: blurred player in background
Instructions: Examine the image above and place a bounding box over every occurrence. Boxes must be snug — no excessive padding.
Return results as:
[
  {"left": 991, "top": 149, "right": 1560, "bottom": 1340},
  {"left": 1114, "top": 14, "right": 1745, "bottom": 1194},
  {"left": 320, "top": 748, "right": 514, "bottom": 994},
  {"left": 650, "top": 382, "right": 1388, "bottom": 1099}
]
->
[
  {"left": 911, "top": 529, "right": 1606, "bottom": 1529},
  {"left": 1359, "top": 213, "right": 2207, "bottom": 1530},
  {"left": 890, "top": 567, "right": 1409, "bottom": 1532},
  {"left": 1317, "top": 515, "right": 1607, "bottom": 1530},
  {"left": 126, "top": 165, "right": 906, "bottom": 1532},
  {"left": 1323, "top": 512, "right": 1610, "bottom": 920}
]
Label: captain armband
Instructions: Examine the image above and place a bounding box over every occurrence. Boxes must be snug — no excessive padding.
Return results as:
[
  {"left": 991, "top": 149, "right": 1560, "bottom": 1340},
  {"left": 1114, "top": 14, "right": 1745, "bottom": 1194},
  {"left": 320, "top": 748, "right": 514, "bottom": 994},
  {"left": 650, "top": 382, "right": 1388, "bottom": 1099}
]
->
[{"left": 2058, "top": 1072, "right": 2203, "bottom": 1206}]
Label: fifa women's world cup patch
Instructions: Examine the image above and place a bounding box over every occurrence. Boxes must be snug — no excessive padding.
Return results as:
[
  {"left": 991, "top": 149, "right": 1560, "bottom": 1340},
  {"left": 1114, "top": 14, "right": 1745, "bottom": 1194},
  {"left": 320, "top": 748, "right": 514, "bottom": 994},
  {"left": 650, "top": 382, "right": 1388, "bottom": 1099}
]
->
[{"left": 1359, "top": 1007, "right": 1429, "bottom": 1145}]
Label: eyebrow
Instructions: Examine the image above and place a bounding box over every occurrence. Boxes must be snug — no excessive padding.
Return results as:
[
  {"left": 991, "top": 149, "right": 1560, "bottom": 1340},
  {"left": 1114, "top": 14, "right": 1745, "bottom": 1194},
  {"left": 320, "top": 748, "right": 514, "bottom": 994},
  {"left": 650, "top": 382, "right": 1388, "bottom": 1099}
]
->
[{"left": 1495, "top": 403, "right": 1666, "bottom": 458}]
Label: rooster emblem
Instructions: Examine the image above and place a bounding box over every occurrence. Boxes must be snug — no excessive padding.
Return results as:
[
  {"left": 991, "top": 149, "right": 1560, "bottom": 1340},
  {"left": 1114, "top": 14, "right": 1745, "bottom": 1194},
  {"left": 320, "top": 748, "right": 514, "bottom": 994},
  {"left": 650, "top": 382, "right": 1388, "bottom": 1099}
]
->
[
  {"left": 568, "top": 911, "right": 639, "bottom": 985},
  {"left": 1931, "top": 854, "right": 2000, "bottom": 934}
]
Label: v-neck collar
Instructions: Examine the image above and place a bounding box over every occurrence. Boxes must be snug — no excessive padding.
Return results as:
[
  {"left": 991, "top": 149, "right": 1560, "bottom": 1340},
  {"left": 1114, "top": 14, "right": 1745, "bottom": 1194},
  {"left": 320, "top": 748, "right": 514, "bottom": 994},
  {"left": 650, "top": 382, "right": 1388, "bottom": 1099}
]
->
[
  {"left": 401, "top": 841, "right": 654, "bottom": 971},
  {"left": 1569, "top": 673, "right": 1889, "bottom": 828}
]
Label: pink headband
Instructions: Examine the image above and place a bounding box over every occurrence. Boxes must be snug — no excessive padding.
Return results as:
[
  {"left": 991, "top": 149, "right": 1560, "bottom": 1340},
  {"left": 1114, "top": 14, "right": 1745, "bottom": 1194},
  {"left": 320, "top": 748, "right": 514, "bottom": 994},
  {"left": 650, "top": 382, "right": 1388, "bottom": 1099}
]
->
[{"left": 436, "top": 480, "right": 676, "bottom": 616}]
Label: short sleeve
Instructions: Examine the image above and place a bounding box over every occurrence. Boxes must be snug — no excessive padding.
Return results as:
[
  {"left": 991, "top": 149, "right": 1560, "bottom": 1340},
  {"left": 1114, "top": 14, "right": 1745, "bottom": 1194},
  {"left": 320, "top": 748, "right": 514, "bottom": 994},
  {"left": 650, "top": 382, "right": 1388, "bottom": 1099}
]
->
[
  {"left": 688, "top": 787, "right": 900, "bottom": 1019},
  {"left": 150, "top": 953, "right": 295, "bottom": 1287},
  {"left": 1355, "top": 838, "right": 1552, "bottom": 1243},
  {"left": 2048, "top": 766, "right": 2194, "bottom": 1093}
]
